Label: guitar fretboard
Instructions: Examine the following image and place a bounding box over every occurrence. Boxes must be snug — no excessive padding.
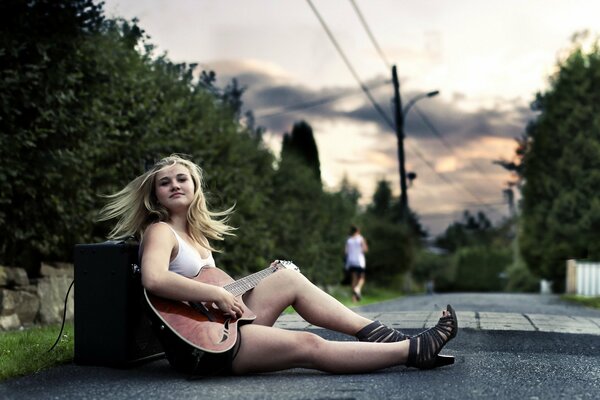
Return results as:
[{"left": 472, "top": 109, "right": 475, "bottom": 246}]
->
[{"left": 223, "top": 265, "right": 278, "bottom": 297}]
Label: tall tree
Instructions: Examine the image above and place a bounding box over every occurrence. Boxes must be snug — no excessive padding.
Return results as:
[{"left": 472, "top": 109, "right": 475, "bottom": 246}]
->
[
  {"left": 519, "top": 34, "right": 600, "bottom": 290},
  {"left": 368, "top": 180, "right": 393, "bottom": 217},
  {"left": 0, "top": 0, "right": 105, "bottom": 272},
  {"left": 281, "top": 120, "right": 321, "bottom": 181},
  {"left": 435, "top": 210, "right": 494, "bottom": 252},
  {"left": 0, "top": 2, "right": 276, "bottom": 277}
]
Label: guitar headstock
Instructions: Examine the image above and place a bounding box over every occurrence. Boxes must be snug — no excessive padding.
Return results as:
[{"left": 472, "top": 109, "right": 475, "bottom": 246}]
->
[{"left": 272, "top": 260, "right": 300, "bottom": 272}]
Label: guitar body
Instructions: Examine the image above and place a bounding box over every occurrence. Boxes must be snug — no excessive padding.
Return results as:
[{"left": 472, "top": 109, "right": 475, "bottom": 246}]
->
[
  {"left": 145, "top": 267, "right": 256, "bottom": 354},
  {"left": 144, "top": 260, "right": 299, "bottom": 364}
]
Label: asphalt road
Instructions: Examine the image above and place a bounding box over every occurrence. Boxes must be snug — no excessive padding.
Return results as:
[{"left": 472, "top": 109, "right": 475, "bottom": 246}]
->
[{"left": 2, "top": 293, "right": 599, "bottom": 400}]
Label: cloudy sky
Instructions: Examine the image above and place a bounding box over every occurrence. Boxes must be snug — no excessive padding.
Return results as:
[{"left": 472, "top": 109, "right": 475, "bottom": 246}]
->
[{"left": 102, "top": 0, "right": 599, "bottom": 235}]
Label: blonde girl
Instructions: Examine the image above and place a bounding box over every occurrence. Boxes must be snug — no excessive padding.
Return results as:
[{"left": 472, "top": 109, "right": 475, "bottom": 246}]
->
[{"left": 99, "top": 154, "right": 457, "bottom": 375}]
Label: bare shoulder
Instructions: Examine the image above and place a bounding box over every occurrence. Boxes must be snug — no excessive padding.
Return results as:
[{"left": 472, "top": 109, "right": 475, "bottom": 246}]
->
[{"left": 143, "top": 223, "right": 175, "bottom": 246}]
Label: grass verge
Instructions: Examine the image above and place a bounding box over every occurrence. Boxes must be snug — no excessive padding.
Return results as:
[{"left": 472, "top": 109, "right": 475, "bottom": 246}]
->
[
  {"left": 328, "top": 285, "right": 404, "bottom": 308},
  {"left": 561, "top": 295, "right": 600, "bottom": 310},
  {"left": 0, "top": 323, "right": 73, "bottom": 382}
]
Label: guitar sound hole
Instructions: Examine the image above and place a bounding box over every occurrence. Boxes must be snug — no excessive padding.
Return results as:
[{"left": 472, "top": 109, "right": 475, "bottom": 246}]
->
[{"left": 220, "top": 319, "right": 230, "bottom": 343}]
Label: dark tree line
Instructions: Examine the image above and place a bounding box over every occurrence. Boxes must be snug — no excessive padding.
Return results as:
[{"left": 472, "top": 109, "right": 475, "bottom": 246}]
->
[
  {"left": 515, "top": 33, "right": 600, "bottom": 291},
  {"left": 3, "top": 0, "right": 424, "bottom": 288},
  {"left": 0, "top": 0, "right": 278, "bottom": 276},
  {"left": 413, "top": 34, "right": 600, "bottom": 294}
]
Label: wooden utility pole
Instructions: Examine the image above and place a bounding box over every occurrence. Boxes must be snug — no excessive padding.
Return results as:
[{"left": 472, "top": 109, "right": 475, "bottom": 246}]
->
[
  {"left": 392, "top": 65, "right": 408, "bottom": 221},
  {"left": 504, "top": 185, "right": 519, "bottom": 268}
]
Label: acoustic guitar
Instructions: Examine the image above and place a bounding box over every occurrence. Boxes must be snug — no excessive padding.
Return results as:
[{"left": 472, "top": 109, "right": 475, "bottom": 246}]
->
[{"left": 144, "top": 260, "right": 299, "bottom": 354}]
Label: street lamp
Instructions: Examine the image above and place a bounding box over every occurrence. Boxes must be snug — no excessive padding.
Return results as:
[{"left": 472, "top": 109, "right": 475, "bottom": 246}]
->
[
  {"left": 403, "top": 90, "right": 440, "bottom": 118},
  {"left": 391, "top": 65, "right": 439, "bottom": 221}
]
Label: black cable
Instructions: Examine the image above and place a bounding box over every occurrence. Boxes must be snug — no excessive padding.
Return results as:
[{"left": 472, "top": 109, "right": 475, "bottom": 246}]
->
[
  {"left": 405, "top": 142, "right": 504, "bottom": 218},
  {"left": 408, "top": 106, "right": 504, "bottom": 217},
  {"left": 348, "top": 0, "right": 391, "bottom": 70},
  {"left": 306, "top": 0, "right": 503, "bottom": 219},
  {"left": 420, "top": 203, "right": 509, "bottom": 220},
  {"left": 412, "top": 105, "right": 493, "bottom": 181},
  {"left": 47, "top": 279, "right": 75, "bottom": 352},
  {"left": 254, "top": 79, "right": 389, "bottom": 119},
  {"left": 305, "top": 0, "right": 395, "bottom": 129}
]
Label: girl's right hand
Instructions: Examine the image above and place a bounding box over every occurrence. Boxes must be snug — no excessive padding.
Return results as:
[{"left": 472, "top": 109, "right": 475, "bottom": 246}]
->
[{"left": 210, "top": 287, "right": 244, "bottom": 318}]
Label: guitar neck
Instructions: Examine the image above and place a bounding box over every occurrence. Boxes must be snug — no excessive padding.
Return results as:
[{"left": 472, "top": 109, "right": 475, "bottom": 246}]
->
[{"left": 223, "top": 265, "right": 278, "bottom": 297}]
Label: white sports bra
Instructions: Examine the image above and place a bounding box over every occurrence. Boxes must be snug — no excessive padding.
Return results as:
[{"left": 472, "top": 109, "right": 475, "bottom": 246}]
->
[{"left": 159, "top": 222, "right": 215, "bottom": 277}]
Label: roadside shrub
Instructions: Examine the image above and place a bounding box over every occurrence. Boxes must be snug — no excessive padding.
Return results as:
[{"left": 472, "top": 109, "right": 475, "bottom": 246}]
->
[
  {"left": 505, "top": 260, "right": 539, "bottom": 292},
  {"left": 450, "top": 246, "right": 511, "bottom": 292}
]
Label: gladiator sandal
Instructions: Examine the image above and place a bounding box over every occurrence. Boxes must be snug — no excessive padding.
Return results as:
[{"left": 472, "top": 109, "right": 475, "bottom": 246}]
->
[
  {"left": 355, "top": 320, "right": 410, "bottom": 342},
  {"left": 406, "top": 304, "right": 458, "bottom": 370},
  {"left": 357, "top": 318, "right": 455, "bottom": 367}
]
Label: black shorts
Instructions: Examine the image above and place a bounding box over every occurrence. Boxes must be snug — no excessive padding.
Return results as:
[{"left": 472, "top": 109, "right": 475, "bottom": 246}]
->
[
  {"left": 151, "top": 317, "right": 243, "bottom": 376},
  {"left": 347, "top": 265, "right": 366, "bottom": 275}
]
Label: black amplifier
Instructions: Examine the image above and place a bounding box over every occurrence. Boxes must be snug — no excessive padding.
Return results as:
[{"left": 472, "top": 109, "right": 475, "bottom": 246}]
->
[{"left": 73, "top": 241, "right": 164, "bottom": 366}]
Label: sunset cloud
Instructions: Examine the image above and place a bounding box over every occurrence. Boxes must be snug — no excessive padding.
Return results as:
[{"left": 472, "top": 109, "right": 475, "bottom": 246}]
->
[
  {"left": 207, "top": 59, "right": 530, "bottom": 233},
  {"left": 103, "top": 0, "right": 597, "bottom": 234}
]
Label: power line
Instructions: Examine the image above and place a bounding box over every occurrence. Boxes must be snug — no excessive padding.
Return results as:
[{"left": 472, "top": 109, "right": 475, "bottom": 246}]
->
[
  {"left": 456, "top": 202, "right": 507, "bottom": 207},
  {"left": 305, "top": 0, "right": 394, "bottom": 129},
  {"left": 348, "top": 0, "right": 391, "bottom": 70},
  {"left": 419, "top": 205, "right": 507, "bottom": 221},
  {"left": 412, "top": 104, "right": 493, "bottom": 181},
  {"left": 306, "top": 0, "right": 503, "bottom": 219},
  {"left": 254, "top": 80, "right": 389, "bottom": 119},
  {"left": 406, "top": 142, "right": 504, "bottom": 218},
  {"left": 408, "top": 105, "right": 504, "bottom": 216}
]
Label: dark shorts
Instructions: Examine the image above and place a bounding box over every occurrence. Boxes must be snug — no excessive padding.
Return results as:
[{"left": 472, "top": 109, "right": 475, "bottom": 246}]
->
[
  {"left": 151, "top": 316, "right": 243, "bottom": 376},
  {"left": 347, "top": 265, "right": 366, "bottom": 275}
]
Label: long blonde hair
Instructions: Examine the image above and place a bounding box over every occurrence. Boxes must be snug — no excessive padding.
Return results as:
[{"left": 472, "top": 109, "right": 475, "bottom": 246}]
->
[{"left": 98, "top": 154, "right": 235, "bottom": 251}]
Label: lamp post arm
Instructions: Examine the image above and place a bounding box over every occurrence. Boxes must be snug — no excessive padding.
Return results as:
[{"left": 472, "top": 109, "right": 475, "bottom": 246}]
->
[{"left": 403, "top": 90, "right": 439, "bottom": 117}]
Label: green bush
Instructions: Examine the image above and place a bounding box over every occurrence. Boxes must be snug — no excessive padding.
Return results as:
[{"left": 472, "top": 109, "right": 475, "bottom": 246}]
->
[
  {"left": 505, "top": 260, "right": 539, "bottom": 292},
  {"left": 449, "top": 246, "right": 511, "bottom": 292},
  {"left": 361, "top": 218, "right": 416, "bottom": 285},
  {"left": 412, "top": 250, "right": 449, "bottom": 282}
]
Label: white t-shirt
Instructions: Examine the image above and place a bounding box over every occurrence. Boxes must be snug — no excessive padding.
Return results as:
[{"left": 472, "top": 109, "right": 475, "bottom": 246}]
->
[{"left": 345, "top": 235, "right": 366, "bottom": 269}]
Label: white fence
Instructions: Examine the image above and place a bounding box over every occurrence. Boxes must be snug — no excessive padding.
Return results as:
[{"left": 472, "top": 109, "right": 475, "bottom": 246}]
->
[{"left": 566, "top": 260, "right": 600, "bottom": 296}]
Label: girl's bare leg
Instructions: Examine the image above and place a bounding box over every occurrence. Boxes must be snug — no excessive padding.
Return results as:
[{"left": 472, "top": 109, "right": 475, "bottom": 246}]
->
[
  {"left": 232, "top": 324, "right": 409, "bottom": 375},
  {"left": 242, "top": 269, "right": 372, "bottom": 335}
]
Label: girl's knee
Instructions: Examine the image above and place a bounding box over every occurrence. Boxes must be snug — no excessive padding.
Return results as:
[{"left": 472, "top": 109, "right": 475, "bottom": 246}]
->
[
  {"left": 276, "top": 267, "right": 307, "bottom": 285},
  {"left": 293, "top": 331, "right": 325, "bottom": 361}
]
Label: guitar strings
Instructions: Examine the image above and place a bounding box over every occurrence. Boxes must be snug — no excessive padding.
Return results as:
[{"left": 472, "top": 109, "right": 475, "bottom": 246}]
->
[{"left": 224, "top": 266, "right": 278, "bottom": 296}]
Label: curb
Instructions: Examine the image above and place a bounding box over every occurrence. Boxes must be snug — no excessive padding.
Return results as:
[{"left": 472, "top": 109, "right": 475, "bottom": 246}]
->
[{"left": 274, "top": 311, "right": 600, "bottom": 335}]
